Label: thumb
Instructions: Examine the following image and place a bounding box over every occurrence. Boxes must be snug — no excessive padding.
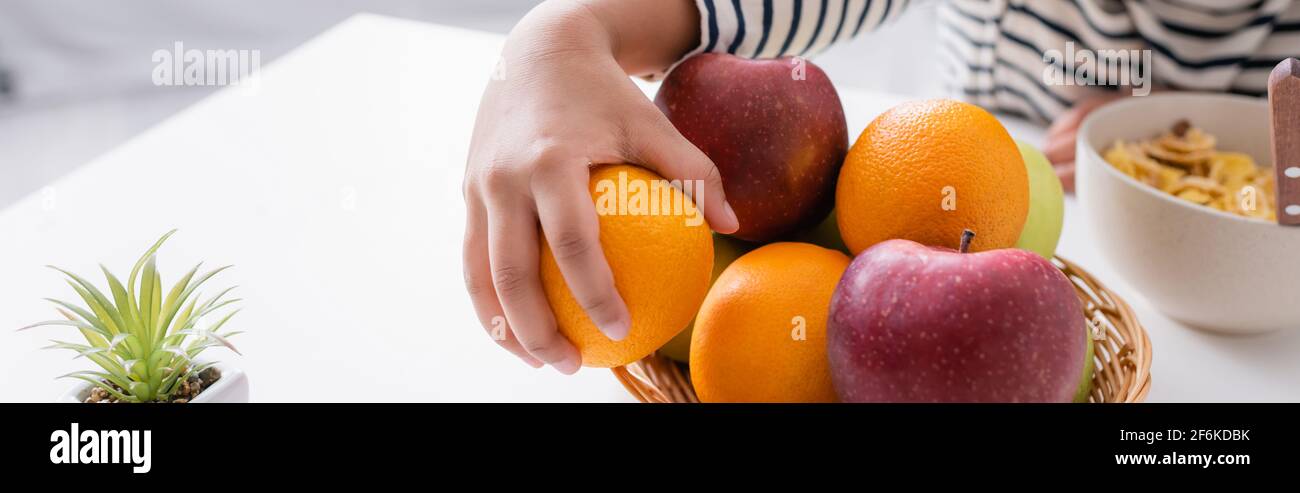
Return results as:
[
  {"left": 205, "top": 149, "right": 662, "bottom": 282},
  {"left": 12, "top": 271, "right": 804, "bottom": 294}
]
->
[{"left": 627, "top": 113, "right": 740, "bottom": 234}]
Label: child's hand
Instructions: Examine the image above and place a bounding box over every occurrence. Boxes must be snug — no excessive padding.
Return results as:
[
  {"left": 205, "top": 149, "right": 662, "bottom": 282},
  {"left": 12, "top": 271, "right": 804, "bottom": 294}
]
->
[
  {"left": 461, "top": 1, "right": 738, "bottom": 373},
  {"left": 1043, "top": 93, "right": 1127, "bottom": 192}
]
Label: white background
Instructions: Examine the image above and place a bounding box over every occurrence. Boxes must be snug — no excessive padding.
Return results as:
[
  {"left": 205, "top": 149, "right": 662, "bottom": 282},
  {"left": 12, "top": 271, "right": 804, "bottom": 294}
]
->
[{"left": 2, "top": 13, "right": 1299, "bottom": 402}]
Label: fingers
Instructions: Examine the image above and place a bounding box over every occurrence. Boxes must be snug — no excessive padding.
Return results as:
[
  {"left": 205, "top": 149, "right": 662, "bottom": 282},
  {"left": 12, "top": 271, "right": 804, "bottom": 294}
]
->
[
  {"left": 1055, "top": 162, "right": 1076, "bottom": 194},
  {"left": 463, "top": 193, "right": 543, "bottom": 368},
  {"left": 1043, "top": 129, "right": 1076, "bottom": 166},
  {"left": 1048, "top": 93, "right": 1124, "bottom": 137},
  {"left": 1045, "top": 93, "right": 1127, "bottom": 166},
  {"left": 533, "top": 166, "right": 631, "bottom": 341},
  {"left": 630, "top": 113, "right": 740, "bottom": 234},
  {"left": 485, "top": 194, "right": 583, "bottom": 374},
  {"left": 1045, "top": 107, "right": 1085, "bottom": 143},
  {"left": 1041, "top": 123, "right": 1076, "bottom": 193}
]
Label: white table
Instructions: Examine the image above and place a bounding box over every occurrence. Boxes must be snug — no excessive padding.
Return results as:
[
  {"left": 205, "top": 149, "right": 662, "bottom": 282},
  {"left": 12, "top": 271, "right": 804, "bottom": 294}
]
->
[{"left": 3, "top": 14, "right": 1298, "bottom": 402}]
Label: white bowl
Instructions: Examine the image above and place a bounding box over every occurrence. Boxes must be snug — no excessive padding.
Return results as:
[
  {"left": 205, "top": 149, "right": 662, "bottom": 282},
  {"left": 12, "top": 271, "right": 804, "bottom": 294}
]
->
[
  {"left": 57, "top": 361, "right": 248, "bottom": 403},
  {"left": 1077, "top": 93, "right": 1300, "bottom": 334}
]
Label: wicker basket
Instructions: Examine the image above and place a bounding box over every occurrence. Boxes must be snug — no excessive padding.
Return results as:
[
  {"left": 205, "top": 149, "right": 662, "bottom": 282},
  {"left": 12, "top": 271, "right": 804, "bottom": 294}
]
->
[{"left": 613, "top": 255, "right": 1152, "bottom": 403}]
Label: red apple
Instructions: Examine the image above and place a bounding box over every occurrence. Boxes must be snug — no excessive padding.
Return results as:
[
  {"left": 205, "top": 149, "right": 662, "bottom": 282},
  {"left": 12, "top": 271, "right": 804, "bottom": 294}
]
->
[
  {"left": 655, "top": 53, "right": 847, "bottom": 242},
  {"left": 828, "top": 231, "right": 1085, "bottom": 402}
]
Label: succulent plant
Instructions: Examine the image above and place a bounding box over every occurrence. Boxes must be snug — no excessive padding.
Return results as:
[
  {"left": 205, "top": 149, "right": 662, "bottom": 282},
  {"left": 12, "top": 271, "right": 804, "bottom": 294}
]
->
[{"left": 20, "top": 230, "right": 242, "bottom": 402}]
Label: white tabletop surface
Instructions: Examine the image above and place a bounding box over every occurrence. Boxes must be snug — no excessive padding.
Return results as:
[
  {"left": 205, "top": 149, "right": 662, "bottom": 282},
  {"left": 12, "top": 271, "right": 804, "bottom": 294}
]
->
[{"left": 3, "top": 14, "right": 1298, "bottom": 402}]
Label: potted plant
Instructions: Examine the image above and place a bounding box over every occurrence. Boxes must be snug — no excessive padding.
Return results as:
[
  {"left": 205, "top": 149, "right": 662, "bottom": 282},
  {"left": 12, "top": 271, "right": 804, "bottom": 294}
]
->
[{"left": 20, "top": 230, "right": 248, "bottom": 403}]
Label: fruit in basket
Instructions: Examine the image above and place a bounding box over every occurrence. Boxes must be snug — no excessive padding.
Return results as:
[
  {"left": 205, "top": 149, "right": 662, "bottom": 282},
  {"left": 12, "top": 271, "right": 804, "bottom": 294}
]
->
[
  {"left": 790, "top": 209, "right": 850, "bottom": 254},
  {"left": 658, "top": 234, "right": 754, "bottom": 362},
  {"left": 655, "top": 53, "right": 847, "bottom": 242},
  {"left": 540, "top": 164, "right": 713, "bottom": 368},
  {"left": 1014, "top": 140, "right": 1065, "bottom": 258},
  {"left": 691, "top": 242, "right": 849, "bottom": 402},
  {"left": 1075, "top": 331, "right": 1095, "bottom": 402},
  {"left": 827, "top": 231, "right": 1085, "bottom": 402},
  {"left": 836, "top": 99, "right": 1028, "bottom": 254}
]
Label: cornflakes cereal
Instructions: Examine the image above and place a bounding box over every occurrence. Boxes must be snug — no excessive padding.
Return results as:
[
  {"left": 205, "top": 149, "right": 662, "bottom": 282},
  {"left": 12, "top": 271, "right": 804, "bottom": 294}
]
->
[{"left": 1103, "top": 120, "right": 1277, "bottom": 220}]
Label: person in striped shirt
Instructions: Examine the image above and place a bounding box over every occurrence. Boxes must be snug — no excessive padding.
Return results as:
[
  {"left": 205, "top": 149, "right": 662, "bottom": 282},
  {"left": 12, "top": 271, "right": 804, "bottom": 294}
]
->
[{"left": 462, "top": 0, "right": 1300, "bottom": 372}]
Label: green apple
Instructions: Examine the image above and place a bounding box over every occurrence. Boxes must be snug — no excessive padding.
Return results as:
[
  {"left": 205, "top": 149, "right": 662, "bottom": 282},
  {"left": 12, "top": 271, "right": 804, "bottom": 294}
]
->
[
  {"left": 658, "top": 233, "right": 754, "bottom": 362},
  {"left": 1014, "top": 140, "right": 1064, "bottom": 259},
  {"left": 1073, "top": 327, "right": 1096, "bottom": 403},
  {"left": 791, "top": 209, "right": 850, "bottom": 255}
]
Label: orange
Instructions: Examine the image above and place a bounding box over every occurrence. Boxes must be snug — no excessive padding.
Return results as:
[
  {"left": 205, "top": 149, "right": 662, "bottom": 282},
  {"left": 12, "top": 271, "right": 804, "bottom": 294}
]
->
[
  {"left": 690, "top": 242, "right": 849, "bottom": 402},
  {"left": 540, "top": 164, "right": 713, "bottom": 368},
  {"left": 657, "top": 233, "right": 754, "bottom": 363},
  {"left": 836, "top": 99, "right": 1028, "bottom": 254}
]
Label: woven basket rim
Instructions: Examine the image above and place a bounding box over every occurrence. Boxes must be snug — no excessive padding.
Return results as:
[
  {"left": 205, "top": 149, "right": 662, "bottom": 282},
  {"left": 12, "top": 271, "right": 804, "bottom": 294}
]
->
[{"left": 613, "top": 254, "right": 1152, "bottom": 403}]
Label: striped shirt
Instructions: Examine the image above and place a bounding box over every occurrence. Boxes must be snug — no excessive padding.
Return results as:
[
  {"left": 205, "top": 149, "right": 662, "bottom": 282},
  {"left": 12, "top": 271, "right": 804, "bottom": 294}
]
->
[{"left": 684, "top": 0, "right": 1300, "bottom": 122}]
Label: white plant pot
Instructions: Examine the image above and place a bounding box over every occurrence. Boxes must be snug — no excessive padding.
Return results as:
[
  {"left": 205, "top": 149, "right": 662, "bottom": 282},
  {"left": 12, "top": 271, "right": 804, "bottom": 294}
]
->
[{"left": 57, "top": 361, "right": 248, "bottom": 403}]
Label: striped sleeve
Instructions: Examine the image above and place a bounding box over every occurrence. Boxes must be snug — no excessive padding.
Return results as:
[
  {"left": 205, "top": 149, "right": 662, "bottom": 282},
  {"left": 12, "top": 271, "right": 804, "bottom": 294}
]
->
[
  {"left": 940, "top": 0, "right": 1300, "bottom": 122},
  {"left": 690, "top": 0, "right": 917, "bottom": 60}
]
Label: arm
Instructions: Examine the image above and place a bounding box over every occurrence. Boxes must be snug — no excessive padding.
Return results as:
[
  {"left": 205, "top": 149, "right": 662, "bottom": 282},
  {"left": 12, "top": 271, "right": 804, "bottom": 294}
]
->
[
  {"left": 575, "top": 0, "right": 701, "bottom": 76},
  {"left": 463, "top": 0, "right": 905, "bottom": 372},
  {"left": 462, "top": 0, "right": 735, "bottom": 372},
  {"left": 575, "top": 0, "right": 910, "bottom": 73}
]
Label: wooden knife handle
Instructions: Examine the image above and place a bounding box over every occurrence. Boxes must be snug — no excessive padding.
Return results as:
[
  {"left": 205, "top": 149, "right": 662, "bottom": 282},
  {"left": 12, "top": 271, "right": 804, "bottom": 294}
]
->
[{"left": 1269, "top": 58, "right": 1300, "bottom": 225}]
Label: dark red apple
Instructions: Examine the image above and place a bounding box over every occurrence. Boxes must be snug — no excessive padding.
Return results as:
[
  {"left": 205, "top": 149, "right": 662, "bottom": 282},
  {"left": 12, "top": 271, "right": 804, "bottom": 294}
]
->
[
  {"left": 828, "top": 231, "right": 1085, "bottom": 402},
  {"left": 655, "top": 53, "right": 847, "bottom": 242}
]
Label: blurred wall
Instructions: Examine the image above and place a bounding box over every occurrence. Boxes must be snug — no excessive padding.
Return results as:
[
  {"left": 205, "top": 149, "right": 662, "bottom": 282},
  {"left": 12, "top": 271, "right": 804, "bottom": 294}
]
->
[
  {"left": 0, "top": 0, "right": 541, "bottom": 208},
  {"left": 0, "top": 0, "right": 538, "bottom": 108},
  {"left": 0, "top": 0, "right": 937, "bottom": 208}
]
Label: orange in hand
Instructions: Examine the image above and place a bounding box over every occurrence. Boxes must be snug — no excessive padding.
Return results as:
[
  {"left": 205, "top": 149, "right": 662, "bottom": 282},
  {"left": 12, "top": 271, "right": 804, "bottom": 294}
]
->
[{"left": 540, "top": 164, "right": 713, "bottom": 368}]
